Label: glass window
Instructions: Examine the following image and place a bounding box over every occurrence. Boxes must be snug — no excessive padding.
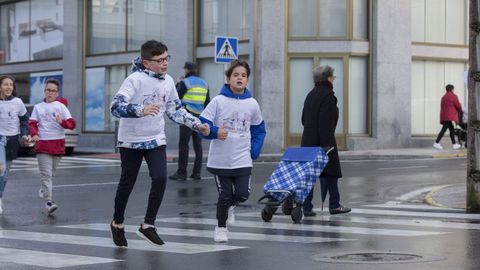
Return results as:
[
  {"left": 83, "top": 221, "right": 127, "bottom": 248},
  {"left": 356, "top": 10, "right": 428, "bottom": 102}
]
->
[
  {"left": 349, "top": 57, "right": 368, "bottom": 134},
  {"left": 288, "top": 58, "right": 314, "bottom": 134},
  {"left": 85, "top": 65, "right": 128, "bottom": 132},
  {"left": 412, "top": 0, "right": 468, "bottom": 45},
  {"left": 88, "top": 0, "right": 127, "bottom": 54},
  {"left": 199, "top": 0, "right": 250, "bottom": 44},
  {"left": 127, "top": 0, "right": 165, "bottom": 50},
  {"left": 0, "top": 0, "right": 63, "bottom": 63},
  {"left": 411, "top": 60, "right": 467, "bottom": 135},
  {"left": 319, "top": 0, "right": 347, "bottom": 37},
  {"left": 288, "top": 0, "right": 354, "bottom": 39},
  {"left": 288, "top": 0, "right": 316, "bottom": 38},
  {"left": 353, "top": 0, "right": 368, "bottom": 39}
]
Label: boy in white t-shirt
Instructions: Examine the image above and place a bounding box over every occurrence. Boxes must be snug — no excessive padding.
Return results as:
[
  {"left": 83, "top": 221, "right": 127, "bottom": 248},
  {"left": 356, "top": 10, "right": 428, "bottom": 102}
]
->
[
  {"left": 199, "top": 60, "right": 266, "bottom": 242},
  {"left": 109, "top": 40, "right": 210, "bottom": 248},
  {"left": 29, "top": 79, "right": 76, "bottom": 215}
]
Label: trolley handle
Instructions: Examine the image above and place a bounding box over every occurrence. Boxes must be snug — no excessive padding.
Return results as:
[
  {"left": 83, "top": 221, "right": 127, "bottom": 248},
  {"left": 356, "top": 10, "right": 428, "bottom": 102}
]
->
[{"left": 324, "top": 146, "right": 334, "bottom": 155}]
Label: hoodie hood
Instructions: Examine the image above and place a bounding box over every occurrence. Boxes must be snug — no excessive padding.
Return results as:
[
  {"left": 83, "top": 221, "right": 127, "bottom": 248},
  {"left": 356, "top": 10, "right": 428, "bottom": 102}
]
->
[
  {"left": 131, "top": 56, "right": 165, "bottom": 80},
  {"left": 219, "top": 84, "right": 252, "bottom": 99}
]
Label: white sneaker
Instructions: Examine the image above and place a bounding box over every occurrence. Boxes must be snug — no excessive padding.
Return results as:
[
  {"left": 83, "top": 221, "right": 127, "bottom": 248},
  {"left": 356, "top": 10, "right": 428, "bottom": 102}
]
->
[
  {"left": 433, "top": 143, "right": 443, "bottom": 150},
  {"left": 226, "top": 206, "right": 235, "bottom": 225},
  {"left": 45, "top": 201, "right": 58, "bottom": 214},
  {"left": 214, "top": 226, "right": 228, "bottom": 243},
  {"left": 38, "top": 188, "right": 46, "bottom": 199},
  {"left": 453, "top": 143, "right": 461, "bottom": 150},
  {"left": 0, "top": 198, "right": 3, "bottom": 215}
]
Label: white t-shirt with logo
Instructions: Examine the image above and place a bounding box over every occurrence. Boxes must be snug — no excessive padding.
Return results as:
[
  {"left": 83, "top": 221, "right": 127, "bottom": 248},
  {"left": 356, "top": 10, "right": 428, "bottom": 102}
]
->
[
  {"left": 116, "top": 72, "right": 180, "bottom": 144},
  {"left": 0, "top": 97, "right": 27, "bottom": 136},
  {"left": 200, "top": 95, "right": 263, "bottom": 169},
  {"left": 30, "top": 101, "right": 72, "bottom": 140}
]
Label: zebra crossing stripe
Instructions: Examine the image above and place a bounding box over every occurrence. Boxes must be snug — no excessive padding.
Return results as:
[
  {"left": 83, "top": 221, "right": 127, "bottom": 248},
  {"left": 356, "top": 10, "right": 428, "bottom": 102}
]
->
[
  {"left": 235, "top": 212, "right": 480, "bottom": 230},
  {"left": 61, "top": 157, "right": 121, "bottom": 163},
  {"left": 0, "top": 229, "right": 245, "bottom": 254},
  {"left": 0, "top": 247, "right": 121, "bottom": 268},
  {"left": 156, "top": 217, "right": 447, "bottom": 237},
  {"left": 59, "top": 223, "right": 355, "bottom": 244}
]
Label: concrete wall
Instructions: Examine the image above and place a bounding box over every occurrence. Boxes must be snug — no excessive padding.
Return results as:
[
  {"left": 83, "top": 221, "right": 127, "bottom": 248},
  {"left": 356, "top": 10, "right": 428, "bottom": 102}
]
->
[
  {"left": 254, "top": 0, "right": 285, "bottom": 153},
  {"left": 348, "top": 0, "right": 412, "bottom": 150}
]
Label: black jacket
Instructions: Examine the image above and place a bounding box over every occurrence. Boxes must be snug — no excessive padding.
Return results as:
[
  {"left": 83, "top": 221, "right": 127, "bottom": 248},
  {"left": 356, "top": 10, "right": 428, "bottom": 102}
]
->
[{"left": 300, "top": 81, "right": 341, "bottom": 177}]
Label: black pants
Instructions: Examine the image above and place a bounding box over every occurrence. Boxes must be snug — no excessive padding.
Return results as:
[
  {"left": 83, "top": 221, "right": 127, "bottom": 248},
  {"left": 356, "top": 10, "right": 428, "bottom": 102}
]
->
[
  {"left": 214, "top": 174, "right": 251, "bottom": 227},
  {"left": 435, "top": 121, "right": 456, "bottom": 144},
  {"left": 303, "top": 177, "right": 340, "bottom": 211},
  {"left": 113, "top": 146, "right": 167, "bottom": 225},
  {"left": 177, "top": 125, "right": 202, "bottom": 176}
]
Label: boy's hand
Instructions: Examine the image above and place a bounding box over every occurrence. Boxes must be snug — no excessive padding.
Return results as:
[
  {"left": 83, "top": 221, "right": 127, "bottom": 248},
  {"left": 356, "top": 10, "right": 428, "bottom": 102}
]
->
[
  {"left": 198, "top": 124, "right": 210, "bottom": 136},
  {"left": 144, "top": 104, "right": 160, "bottom": 116},
  {"left": 31, "top": 135, "right": 40, "bottom": 142},
  {"left": 217, "top": 126, "right": 228, "bottom": 141}
]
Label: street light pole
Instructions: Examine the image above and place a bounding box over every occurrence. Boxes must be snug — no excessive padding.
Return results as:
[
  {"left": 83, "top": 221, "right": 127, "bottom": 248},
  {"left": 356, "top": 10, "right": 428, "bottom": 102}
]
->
[{"left": 467, "top": 0, "right": 480, "bottom": 213}]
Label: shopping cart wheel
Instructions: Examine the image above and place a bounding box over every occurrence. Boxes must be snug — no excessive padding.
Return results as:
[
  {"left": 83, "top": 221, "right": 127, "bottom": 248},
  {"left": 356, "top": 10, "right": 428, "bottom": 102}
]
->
[
  {"left": 281, "top": 196, "right": 293, "bottom": 215},
  {"left": 291, "top": 206, "right": 303, "bottom": 223},
  {"left": 261, "top": 206, "right": 277, "bottom": 222}
]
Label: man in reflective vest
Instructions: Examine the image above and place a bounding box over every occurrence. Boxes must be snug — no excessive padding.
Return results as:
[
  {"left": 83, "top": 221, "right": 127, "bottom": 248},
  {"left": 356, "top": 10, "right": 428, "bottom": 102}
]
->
[{"left": 169, "top": 62, "right": 210, "bottom": 180}]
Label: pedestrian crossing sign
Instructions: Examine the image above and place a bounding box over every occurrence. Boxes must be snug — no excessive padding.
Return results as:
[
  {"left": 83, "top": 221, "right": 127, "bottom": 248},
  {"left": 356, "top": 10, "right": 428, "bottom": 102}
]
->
[{"left": 215, "top": 36, "right": 238, "bottom": 63}]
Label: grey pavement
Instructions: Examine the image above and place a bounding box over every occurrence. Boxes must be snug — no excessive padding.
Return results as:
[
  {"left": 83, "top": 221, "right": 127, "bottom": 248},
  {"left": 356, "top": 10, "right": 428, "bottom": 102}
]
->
[{"left": 75, "top": 146, "right": 469, "bottom": 211}]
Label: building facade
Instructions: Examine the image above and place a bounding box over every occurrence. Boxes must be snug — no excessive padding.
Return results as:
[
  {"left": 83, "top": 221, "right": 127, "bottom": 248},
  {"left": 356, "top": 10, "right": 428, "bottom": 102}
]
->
[{"left": 0, "top": 0, "right": 469, "bottom": 153}]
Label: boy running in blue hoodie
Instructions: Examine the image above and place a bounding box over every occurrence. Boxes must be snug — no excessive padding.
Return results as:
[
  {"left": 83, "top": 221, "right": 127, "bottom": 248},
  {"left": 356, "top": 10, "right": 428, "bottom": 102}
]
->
[{"left": 200, "top": 60, "right": 266, "bottom": 242}]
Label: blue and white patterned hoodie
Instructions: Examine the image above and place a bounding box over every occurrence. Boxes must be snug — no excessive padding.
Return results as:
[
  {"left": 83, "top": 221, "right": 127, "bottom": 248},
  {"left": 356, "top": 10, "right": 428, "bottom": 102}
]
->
[{"left": 110, "top": 57, "right": 202, "bottom": 149}]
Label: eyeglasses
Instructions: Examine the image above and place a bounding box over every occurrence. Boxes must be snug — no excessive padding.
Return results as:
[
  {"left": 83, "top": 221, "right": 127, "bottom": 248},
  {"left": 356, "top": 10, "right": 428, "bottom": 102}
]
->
[
  {"left": 45, "top": 88, "right": 58, "bottom": 93},
  {"left": 146, "top": 55, "right": 171, "bottom": 64}
]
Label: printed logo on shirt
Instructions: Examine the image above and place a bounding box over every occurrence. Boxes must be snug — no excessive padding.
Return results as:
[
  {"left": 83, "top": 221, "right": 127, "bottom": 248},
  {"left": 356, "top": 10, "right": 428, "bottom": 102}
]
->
[{"left": 221, "top": 112, "right": 252, "bottom": 136}]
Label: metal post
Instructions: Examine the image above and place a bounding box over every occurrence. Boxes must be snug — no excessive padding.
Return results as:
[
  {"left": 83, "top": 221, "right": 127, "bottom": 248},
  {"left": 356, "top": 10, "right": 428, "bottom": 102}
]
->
[{"left": 467, "top": 0, "right": 480, "bottom": 213}]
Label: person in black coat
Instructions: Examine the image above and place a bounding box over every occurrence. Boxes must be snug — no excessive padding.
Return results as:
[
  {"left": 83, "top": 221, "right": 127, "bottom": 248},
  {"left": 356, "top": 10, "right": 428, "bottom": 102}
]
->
[{"left": 301, "top": 65, "right": 351, "bottom": 216}]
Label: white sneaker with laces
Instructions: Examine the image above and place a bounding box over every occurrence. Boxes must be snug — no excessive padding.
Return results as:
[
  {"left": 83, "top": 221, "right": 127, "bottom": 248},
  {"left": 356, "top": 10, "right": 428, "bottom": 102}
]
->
[
  {"left": 214, "top": 226, "right": 228, "bottom": 243},
  {"left": 453, "top": 143, "right": 461, "bottom": 150},
  {"left": 226, "top": 206, "right": 235, "bottom": 225},
  {"left": 433, "top": 143, "right": 443, "bottom": 150},
  {"left": 45, "top": 201, "right": 58, "bottom": 214},
  {"left": 0, "top": 198, "right": 3, "bottom": 215}
]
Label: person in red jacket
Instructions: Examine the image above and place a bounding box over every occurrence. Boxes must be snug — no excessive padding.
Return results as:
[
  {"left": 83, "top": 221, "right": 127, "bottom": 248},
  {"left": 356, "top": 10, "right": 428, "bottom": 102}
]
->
[
  {"left": 28, "top": 79, "right": 76, "bottom": 214},
  {"left": 433, "top": 84, "right": 462, "bottom": 150}
]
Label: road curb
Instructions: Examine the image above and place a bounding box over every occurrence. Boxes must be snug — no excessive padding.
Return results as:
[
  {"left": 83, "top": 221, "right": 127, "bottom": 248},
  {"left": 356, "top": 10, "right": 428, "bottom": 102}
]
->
[
  {"left": 424, "top": 186, "right": 451, "bottom": 208},
  {"left": 432, "top": 153, "right": 466, "bottom": 158}
]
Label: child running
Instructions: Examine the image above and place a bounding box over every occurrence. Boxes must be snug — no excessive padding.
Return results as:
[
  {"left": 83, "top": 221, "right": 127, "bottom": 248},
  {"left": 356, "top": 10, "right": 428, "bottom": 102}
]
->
[
  {"left": 109, "top": 40, "right": 210, "bottom": 247},
  {"left": 200, "top": 60, "right": 266, "bottom": 242},
  {"left": 29, "top": 79, "right": 76, "bottom": 214}
]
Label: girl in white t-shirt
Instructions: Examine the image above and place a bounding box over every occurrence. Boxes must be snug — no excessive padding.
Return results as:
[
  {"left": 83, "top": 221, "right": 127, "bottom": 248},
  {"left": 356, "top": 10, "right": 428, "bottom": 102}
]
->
[
  {"left": 199, "top": 60, "right": 266, "bottom": 242},
  {"left": 29, "top": 79, "right": 76, "bottom": 215},
  {"left": 0, "top": 75, "right": 30, "bottom": 215}
]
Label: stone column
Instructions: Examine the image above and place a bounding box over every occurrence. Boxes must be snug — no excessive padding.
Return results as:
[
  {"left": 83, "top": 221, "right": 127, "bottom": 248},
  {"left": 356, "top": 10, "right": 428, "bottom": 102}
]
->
[
  {"left": 371, "top": 0, "right": 412, "bottom": 148},
  {"left": 254, "top": 0, "right": 285, "bottom": 153}
]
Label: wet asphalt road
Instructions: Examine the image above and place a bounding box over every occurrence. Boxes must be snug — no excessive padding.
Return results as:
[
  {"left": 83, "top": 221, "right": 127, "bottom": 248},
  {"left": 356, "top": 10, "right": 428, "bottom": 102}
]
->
[{"left": 0, "top": 156, "right": 479, "bottom": 270}]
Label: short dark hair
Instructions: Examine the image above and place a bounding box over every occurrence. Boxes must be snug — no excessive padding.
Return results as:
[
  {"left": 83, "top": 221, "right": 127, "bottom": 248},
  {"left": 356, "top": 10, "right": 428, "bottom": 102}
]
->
[
  {"left": 141, "top": 40, "right": 168, "bottom": 59},
  {"left": 184, "top": 61, "right": 197, "bottom": 73},
  {"left": 45, "top": 78, "right": 60, "bottom": 89},
  {"left": 0, "top": 75, "right": 17, "bottom": 95},
  {"left": 446, "top": 84, "right": 454, "bottom": 92},
  {"left": 225, "top": 60, "right": 250, "bottom": 78}
]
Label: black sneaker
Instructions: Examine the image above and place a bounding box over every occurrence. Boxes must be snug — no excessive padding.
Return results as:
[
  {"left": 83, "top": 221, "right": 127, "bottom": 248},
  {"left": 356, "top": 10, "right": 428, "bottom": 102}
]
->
[
  {"left": 137, "top": 225, "right": 164, "bottom": 246},
  {"left": 110, "top": 222, "right": 128, "bottom": 247},
  {"left": 303, "top": 210, "right": 317, "bottom": 217},
  {"left": 189, "top": 174, "right": 202, "bottom": 180},
  {"left": 329, "top": 206, "right": 351, "bottom": 215},
  {"left": 45, "top": 201, "right": 58, "bottom": 214},
  {"left": 168, "top": 172, "right": 187, "bottom": 181}
]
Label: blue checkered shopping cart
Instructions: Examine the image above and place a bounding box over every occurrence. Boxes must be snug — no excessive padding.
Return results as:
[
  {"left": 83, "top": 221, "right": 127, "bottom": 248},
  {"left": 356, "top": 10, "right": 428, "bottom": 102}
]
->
[{"left": 258, "top": 147, "right": 331, "bottom": 223}]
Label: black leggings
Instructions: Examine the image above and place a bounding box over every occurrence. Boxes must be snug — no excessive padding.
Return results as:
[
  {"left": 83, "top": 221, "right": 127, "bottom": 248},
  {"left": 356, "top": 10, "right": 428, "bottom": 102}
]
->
[
  {"left": 214, "top": 174, "right": 251, "bottom": 227},
  {"left": 113, "top": 146, "right": 167, "bottom": 225},
  {"left": 435, "top": 121, "right": 456, "bottom": 144}
]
